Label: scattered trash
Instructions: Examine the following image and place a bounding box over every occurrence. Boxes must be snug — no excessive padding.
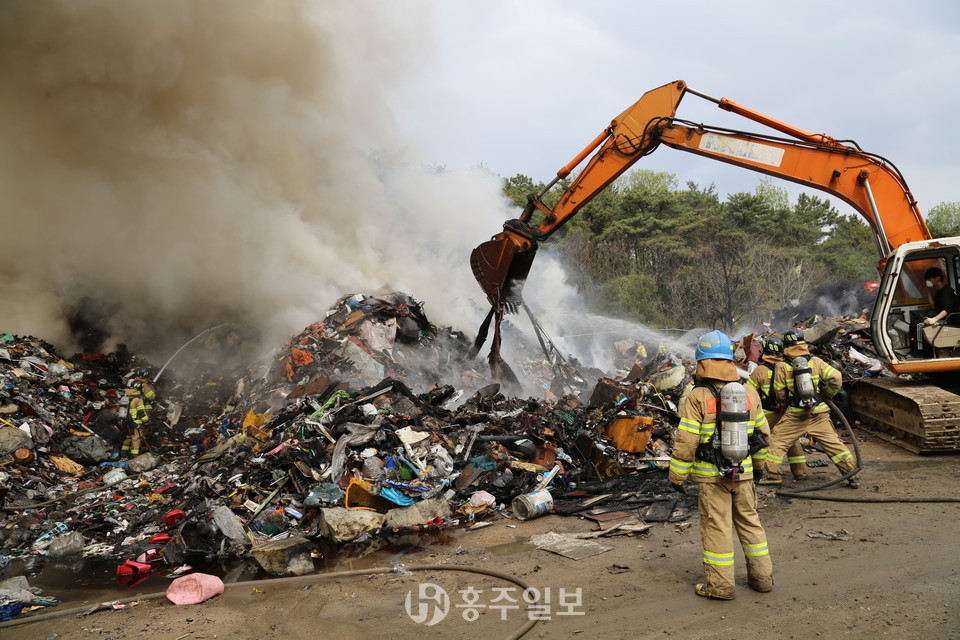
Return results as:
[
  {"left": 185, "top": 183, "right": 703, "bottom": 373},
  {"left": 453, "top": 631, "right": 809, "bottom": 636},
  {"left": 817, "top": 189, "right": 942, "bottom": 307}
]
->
[
  {"left": 805, "top": 529, "right": 854, "bottom": 541},
  {"left": 0, "top": 291, "right": 894, "bottom": 622},
  {"left": 530, "top": 532, "right": 613, "bottom": 560}
]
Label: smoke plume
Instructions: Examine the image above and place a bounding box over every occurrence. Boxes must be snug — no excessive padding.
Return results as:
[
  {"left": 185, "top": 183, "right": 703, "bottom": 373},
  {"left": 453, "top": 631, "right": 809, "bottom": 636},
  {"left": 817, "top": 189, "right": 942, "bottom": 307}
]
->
[{"left": 0, "top": 1, "right": 510, "bottom": 363}]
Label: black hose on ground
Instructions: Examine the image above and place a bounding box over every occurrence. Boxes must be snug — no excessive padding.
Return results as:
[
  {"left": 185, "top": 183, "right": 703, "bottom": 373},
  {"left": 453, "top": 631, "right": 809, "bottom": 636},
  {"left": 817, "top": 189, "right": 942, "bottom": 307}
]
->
[
  {"left": 0, "top": 563, "right": 540, "bottom": 639},
  {"left": 774, "top": 399, "right": 960, "bottom": 503}
]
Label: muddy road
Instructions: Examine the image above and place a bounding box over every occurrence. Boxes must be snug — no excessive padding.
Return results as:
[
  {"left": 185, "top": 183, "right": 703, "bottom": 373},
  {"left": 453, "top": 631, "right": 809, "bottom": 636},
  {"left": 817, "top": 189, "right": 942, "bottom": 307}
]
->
[{"left": 5, "top": 431, "right": 960, "bottom": 640}]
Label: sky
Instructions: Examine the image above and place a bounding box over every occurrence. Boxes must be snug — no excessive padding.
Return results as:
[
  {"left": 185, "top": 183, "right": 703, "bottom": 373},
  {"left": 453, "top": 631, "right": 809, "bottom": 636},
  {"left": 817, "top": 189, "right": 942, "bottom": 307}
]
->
[
  {"left": 399, "top": 0, "right": 960, "bottom": 211},
  {"left": 1, "top": 1, "right": 957, "bottom": 375}
]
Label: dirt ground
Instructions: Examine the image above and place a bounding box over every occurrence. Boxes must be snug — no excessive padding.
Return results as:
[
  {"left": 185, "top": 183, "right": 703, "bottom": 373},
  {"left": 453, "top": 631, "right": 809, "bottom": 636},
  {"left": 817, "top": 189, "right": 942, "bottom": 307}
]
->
[{"left": 5, "top": 430, "right": 960, "bottom": 640}]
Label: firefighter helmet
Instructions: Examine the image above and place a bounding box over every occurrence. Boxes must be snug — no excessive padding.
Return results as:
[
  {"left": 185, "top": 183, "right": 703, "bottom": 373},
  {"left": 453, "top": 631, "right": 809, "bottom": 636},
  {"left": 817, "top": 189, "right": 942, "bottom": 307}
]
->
[
  {"left": 782, "top": 328, "right": 806, "bottom": 349},
  {"left": 762, "top": 336, "right": 784, "bottom": 357},
  {"left": 695, "top": 330, "right": 735, "bottom": 361}
]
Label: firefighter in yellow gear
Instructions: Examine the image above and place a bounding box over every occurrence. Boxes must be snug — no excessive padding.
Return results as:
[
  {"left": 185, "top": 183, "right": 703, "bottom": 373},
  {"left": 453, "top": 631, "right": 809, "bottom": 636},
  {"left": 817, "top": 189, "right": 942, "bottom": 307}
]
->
[
  {"left": 747, "top": 335, "right": 807, "bottom": 481},
  {"left": 634, "top": 342, "right": 648, "bottom": 360},
  {"left": 120, "top": 389, "right": 150, "bottom": 457},
  {"left": 669, "top": 330, "right": 774, "bottom": 600},
  {"left": 758, "top": 328, "right": 860, "bottom": 488},
  {"left": 129, "top": 374, "right": 157, "bottom": 411}
]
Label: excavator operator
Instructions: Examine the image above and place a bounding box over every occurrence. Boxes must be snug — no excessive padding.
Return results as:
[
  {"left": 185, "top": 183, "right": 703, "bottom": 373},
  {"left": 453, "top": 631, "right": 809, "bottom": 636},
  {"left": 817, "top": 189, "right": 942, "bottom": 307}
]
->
[{"left": 922, "top": 267, "right": 959, "bottom": 326}]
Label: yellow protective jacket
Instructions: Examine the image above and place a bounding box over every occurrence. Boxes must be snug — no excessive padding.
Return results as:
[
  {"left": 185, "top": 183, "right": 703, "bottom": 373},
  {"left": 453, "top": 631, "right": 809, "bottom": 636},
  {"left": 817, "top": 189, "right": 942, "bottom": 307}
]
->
[
  {"left": 669, "top": 380, "right": 770, "bottom": 484},
  {"left": 130, "top": 396, "right": 149, "bottom": 426},
  {"left": 747, "top": 363, "right": 778, "bottom": 416},
  {"left": 772, "top": 355, "right": 841, "bottom": 415},
  {"left": 131, "top": 380, "right": 156, "bottom": 411}
]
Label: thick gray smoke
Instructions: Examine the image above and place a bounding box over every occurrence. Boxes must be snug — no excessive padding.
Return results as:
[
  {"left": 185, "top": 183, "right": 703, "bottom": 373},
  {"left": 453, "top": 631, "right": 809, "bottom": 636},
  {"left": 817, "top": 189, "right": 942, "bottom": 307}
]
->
[
  {"left": 0, "top": 1, "right": 510, "bottom": 362},
  {"left": 520, "top": 255, "right": 697, "bottom": 370},
  {"left": 771, "top": 281, "right": 876, "bottom": 331}
]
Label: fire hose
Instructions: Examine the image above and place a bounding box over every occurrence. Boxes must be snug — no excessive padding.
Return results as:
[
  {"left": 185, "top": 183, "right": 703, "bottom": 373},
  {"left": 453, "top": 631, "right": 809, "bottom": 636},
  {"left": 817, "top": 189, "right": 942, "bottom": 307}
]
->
[{"left": 774, "top": 399, "right": 960, "bottom": 503}]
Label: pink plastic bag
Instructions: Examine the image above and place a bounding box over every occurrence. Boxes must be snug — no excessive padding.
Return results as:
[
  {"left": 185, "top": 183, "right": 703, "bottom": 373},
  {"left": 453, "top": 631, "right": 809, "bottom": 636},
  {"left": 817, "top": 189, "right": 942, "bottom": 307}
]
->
[{"left": 165, "top": 573, "right": 225, "bottom": 605}]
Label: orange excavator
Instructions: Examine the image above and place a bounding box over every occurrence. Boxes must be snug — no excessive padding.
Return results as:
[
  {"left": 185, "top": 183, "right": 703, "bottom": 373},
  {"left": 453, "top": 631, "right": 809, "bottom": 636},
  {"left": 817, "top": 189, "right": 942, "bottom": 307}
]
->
[{"left": 471, "top": 79, "right": 960, "bottom": 453}]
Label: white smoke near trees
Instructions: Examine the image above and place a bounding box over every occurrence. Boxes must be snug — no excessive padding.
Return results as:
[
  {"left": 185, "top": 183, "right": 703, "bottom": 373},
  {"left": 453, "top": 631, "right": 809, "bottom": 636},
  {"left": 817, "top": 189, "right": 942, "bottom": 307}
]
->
[{"left": 0, "top": 1, "right": 510, "bottom": 362}]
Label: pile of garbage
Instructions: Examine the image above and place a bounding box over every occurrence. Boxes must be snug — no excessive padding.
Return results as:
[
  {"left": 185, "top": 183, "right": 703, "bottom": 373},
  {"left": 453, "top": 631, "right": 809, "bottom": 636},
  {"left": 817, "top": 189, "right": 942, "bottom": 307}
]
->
[
  {"left": 4, "top": 288, "right": 905, "bottom": 622},
  {"left": 747, "top": 313, "right": 885, "bottom": 381},
  {"left": 0, "top": 291, "right": 693, "bottom": 612}
]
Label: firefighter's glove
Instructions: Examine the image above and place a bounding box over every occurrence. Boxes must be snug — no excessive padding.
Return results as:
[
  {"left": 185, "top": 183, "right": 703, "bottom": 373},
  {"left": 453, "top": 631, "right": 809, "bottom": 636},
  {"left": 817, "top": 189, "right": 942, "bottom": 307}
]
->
[
  {"left": 671, "top": 482, "right": 686, "bottom": 495},
  {"left": 753, "top": 468, "right": 765, "bottom": 484},
  {"left": 695, "top": 443, "right": 713, "bottom": 462},
  {"left": 748, "top": 430, "right": 768, "bottom": 454}
]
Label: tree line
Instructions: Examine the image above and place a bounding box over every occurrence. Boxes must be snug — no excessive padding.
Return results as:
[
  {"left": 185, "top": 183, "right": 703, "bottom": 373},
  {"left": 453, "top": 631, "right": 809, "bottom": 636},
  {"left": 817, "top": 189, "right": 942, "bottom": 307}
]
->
[{"left": 501, "top": 169, "right": 927, "bottom": 333}]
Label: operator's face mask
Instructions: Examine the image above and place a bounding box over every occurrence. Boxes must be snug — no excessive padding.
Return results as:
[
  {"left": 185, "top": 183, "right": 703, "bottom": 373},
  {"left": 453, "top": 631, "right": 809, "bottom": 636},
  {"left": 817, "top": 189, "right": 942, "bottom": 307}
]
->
[{"left": 926, "top": 280, "right": 934, "bottom": 288}]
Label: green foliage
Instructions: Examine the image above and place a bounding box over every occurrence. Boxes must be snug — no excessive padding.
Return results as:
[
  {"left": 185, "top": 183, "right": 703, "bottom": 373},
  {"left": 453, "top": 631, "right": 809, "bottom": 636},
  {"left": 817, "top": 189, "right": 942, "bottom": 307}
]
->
[
  {"left": 926, "top": 201, "right": 960, "bottom": 238},
  {"left": 816, "top": 215, "right": 878, "bottom": 281},
  {"left": 619, "top": 169, "right": 679, "bottom": 195},
  {"left": 497, "top": 167, "right": 878, "bottom": 331},
  {"left": 501, "top": 174, "right": 541, "bottom": 208},
  {"left": 600, "top": 273, "right": 664, "bottom": 324}
]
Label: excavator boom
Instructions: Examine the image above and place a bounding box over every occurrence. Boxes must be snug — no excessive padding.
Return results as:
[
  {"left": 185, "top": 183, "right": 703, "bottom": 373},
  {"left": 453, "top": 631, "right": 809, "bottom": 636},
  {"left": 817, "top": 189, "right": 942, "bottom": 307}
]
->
[
  {"left": 472, "top": 79, "right": 931, "bottom": 308},
  {"left": 471, "top": 79, "right": 960, "bottom": 453},
  {"left": 471, "top": 80, "right": 688, "bottom": 308}
]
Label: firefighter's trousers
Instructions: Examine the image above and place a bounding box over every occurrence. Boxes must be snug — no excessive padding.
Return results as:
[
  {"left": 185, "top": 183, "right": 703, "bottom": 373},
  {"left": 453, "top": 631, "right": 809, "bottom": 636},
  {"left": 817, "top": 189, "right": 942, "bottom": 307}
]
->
[
  {"left": 697, "top": 481, "right": 774, "bottom": 599},
  {"left": 121, "top": 427, "right": 143, "bottom": 457},
  {"left": 763, "top": 411, "right": 857, "bottom": 482},
  {"left": 767, "top": 412, "right": 807, "bottom": 479}
]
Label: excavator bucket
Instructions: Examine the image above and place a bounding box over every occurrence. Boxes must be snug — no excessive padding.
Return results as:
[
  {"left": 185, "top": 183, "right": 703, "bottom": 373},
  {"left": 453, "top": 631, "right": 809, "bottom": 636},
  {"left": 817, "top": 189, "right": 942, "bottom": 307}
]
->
[{"left": 470, "top": 235, "right": 538, "bottom": 311}]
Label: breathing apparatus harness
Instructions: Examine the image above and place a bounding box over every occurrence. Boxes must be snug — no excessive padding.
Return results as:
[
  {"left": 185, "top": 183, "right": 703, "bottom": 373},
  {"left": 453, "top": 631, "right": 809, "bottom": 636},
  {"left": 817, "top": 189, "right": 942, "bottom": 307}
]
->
[
  {"left": 778, "top": 355, "right": 821, "bottom": 412},
  {"left": 755, "top": 363, "right": 779, "bottom": 413},
  {"left": 693, "top": 380, "right": 767, "bottom": 492}
]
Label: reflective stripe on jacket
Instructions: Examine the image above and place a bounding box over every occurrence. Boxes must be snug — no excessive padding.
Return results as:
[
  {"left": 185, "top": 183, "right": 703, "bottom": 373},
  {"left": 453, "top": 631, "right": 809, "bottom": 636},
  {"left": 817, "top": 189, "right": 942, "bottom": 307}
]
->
[
  {"left": 772, "top": 356, "right": 841, "bottom": 414},
  {"left": 747, "top": 364, "right": 778, "bottom": 414},
  {"left": 130, "top": 397, "right": 149, "bottom": 425},
  {"left": 669, "top": 382, "right": 769, "bottom": 483}
]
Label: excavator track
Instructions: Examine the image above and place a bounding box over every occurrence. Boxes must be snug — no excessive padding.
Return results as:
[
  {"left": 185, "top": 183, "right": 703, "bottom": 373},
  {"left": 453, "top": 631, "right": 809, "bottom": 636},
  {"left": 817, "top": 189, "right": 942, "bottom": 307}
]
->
[{"left": 849, "top": 377, "right": 960, "bottom": 454}]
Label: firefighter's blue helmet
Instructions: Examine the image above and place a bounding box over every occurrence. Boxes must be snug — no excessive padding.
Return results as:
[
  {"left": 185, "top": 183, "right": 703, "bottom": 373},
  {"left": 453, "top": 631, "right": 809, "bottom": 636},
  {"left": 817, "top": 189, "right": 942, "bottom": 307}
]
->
[{"left": 695, "top": 330, "right": 735, "bottom": 361}]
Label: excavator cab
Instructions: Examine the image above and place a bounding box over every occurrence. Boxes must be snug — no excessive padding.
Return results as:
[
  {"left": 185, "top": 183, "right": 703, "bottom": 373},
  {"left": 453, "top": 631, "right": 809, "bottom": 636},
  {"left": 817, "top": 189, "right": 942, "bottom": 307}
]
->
[{"left": 872, "top": 239, "right": 960, "bottom": 370}]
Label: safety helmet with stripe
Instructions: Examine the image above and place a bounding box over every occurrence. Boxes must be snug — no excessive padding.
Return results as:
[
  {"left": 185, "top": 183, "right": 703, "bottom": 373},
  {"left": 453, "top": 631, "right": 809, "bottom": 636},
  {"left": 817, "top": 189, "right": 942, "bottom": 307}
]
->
[
  {"left": 782, "top": 328, "right": 806, "bottom": 349},
  {"left": 694, "top": 330, "right": 735, "bottom": 361},
  {"left": 762, "top": 336, "right": 784, "bottom": 356}
]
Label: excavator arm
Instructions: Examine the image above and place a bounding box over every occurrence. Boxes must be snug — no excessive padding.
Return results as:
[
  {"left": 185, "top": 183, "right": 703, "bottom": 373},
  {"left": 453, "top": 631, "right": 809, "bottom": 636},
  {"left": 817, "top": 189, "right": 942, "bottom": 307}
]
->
[
  {"left": 471, "top": 79, "right": 931, "bottom": 309},
  {"left": 471, "top": 80, "right": 687, "bottom": 310}
]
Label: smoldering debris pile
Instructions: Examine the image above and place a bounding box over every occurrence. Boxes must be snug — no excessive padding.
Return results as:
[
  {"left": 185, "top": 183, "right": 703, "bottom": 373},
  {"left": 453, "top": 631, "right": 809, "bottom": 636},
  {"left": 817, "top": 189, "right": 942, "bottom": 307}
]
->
[
  {"left": 0, "top": 292, "right": 697, "bottom": 615},
  {"left": 767, "top": 313, "right": 885, "bottom": 380}
]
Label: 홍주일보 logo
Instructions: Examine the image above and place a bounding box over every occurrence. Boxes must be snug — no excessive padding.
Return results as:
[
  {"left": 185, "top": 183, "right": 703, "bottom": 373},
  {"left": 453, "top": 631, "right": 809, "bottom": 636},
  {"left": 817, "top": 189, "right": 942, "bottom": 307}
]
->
[
  {"left": 405, "top": 581, "right": 585, "bottom": 625},
  {"left": 404, "top": 582, "right": 450, "bottom": 626}
]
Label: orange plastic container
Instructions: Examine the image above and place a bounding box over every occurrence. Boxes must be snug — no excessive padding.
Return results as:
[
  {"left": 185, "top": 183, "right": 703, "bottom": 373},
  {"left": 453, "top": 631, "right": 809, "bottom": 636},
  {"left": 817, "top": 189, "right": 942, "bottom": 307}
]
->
[{"left": 605, "top": 415, "right": 653, "bottom": 453}]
